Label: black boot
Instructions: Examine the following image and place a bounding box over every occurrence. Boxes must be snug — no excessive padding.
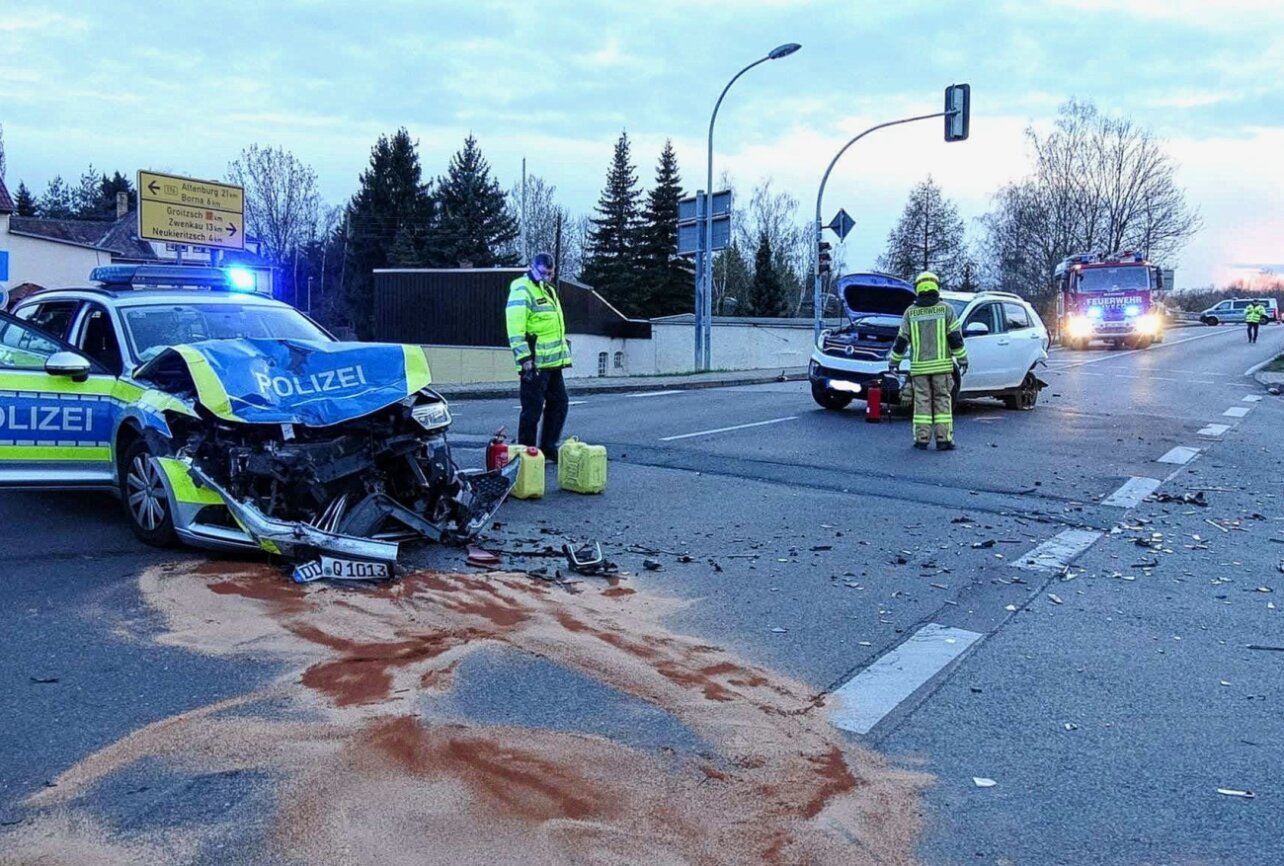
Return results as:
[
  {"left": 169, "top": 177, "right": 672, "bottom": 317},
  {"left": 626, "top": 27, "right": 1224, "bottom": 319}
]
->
[
  {"left": 913, "top": 442, "right": 929, "bottom": 450},
  {"left": 937, "top": 440, "right": 957, "bottom": 451}
]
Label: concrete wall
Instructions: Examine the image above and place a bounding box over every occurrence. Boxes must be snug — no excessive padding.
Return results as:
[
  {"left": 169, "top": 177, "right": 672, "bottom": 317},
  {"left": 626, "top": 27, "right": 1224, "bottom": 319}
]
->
[
  {"left": 3, "top": 233, "right": 109, "bottom": 290},
  {"left": 422, "top": 333, "right": 657, "bottom": 384},
  {"left": 651, "top": 319, "right": 815, "bottom": 373},
  {"left": 566, "top": 333, "right": 655, "bottom": 379}
]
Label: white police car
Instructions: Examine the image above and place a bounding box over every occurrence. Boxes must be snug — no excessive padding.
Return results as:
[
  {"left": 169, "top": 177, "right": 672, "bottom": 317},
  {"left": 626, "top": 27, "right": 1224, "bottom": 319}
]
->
[
  {"left": 809, "top": 273, "right": 1050, "bottom": 411},
  {"left": 0, "top": 265, "right": 515, "bottom": 574}
]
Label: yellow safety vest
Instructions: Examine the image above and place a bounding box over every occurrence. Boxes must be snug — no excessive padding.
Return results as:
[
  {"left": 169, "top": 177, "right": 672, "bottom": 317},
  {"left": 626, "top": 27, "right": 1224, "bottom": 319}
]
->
[
  {"left": 505, "top": 275, "right": 571, "bottom": 370},
  {"left": 889, "top": 301, "right": 967, "bottom": 375}
]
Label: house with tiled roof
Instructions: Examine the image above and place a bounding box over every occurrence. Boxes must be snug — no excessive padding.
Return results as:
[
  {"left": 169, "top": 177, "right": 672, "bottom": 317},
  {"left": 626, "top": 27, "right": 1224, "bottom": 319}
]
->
[{"left": 0, "top": 180, "right": 275, "bottom": 303}]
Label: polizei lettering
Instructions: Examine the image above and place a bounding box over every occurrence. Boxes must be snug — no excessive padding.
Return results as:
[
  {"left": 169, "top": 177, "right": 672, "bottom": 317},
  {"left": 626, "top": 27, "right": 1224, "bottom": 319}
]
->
[
  {"left": 253, "top": 366, "right": 369, "bottom": 399},
  {"left": 0, "top": 405, "right": 95, "bottom": 432}
]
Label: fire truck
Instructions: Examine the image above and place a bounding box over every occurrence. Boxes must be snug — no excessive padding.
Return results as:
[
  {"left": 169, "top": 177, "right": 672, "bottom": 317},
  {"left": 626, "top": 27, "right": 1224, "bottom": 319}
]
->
[{"left": 1055, "top": 251, "right": 1165, "bottom": 349}]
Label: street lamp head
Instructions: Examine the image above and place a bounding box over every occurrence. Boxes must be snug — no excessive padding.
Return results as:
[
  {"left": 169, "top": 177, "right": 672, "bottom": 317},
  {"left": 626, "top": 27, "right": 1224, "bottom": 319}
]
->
[{"left": 768, "top": 43, "right": 802, "bottom": 60}]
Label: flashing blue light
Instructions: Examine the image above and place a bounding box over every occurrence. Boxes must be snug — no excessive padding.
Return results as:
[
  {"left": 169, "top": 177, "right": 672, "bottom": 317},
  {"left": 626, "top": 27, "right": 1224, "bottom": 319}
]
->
[
  {"left": 1124, "top": 304, "right": 1141, "bottom": 318},
  {"left": 225, "top": 267, "right": 255, "bottom": 292},
  {"left": 1088, "top": 306, "right": 1104, "bottom": 319}
]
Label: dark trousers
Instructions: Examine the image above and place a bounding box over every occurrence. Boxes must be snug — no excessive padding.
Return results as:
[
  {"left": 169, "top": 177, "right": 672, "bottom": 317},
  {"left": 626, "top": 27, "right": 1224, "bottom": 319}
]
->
[
  {"left": 518, "top": 367, "right": 569, "bottom": 456},
  {"left": 1248, "top": 322, "right": 1260, "bottom": 343}
]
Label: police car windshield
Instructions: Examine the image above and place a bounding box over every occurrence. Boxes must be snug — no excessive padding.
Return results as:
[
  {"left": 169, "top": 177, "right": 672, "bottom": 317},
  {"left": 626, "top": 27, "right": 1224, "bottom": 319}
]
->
[{"left": 122, "top": 303, "right": 332, "bottom": 361}]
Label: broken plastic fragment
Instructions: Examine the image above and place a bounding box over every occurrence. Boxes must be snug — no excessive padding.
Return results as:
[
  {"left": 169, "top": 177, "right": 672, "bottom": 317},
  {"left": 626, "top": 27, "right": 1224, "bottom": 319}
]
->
[
  {"left": 1215, "top": 788, "right": 1255, "bottom": 799},
  {"left": 972, "top": 777, "right": 997, "bottom": 788}
]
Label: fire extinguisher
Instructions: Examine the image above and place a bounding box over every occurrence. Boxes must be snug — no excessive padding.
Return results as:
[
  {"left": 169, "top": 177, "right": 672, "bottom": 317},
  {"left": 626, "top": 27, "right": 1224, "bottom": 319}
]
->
[
  {"left": 865, "top": 380, "right": 882, "bottom": 423},
  {"left": 486, "top": 427, "right": 510, "bottom": 471}
]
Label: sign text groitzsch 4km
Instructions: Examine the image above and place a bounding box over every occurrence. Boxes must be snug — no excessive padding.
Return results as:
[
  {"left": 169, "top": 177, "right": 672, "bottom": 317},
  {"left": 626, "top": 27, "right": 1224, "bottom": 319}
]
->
[{"left": 137, "top": 170, "right": 245, "bottom": 251}]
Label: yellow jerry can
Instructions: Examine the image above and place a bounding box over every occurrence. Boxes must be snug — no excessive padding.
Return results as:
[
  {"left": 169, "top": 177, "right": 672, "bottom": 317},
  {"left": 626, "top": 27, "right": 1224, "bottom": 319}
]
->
[
  {"left": 556, "top": 437, "right": 608, "bottom": 494},
  {"left": 507, "top": 445, "right": 546, "bottom": 499}
]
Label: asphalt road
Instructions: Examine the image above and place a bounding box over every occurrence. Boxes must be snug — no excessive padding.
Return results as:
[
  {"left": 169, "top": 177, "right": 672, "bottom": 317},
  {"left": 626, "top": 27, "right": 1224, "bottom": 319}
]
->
[{"left": 1, "top": 321, "right": 1281, "bottom": 865}]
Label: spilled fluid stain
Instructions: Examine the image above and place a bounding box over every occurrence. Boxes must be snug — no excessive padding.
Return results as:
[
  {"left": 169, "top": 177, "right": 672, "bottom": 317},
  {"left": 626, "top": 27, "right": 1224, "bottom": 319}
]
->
[{"left": 7, "top": 560, "right": 929, "bottom": 866}]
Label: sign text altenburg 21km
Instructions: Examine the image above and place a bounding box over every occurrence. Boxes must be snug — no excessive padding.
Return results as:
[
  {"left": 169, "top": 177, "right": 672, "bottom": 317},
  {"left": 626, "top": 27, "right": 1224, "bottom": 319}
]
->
[{"left": 137, "top": 170, "right": 245, "bottom": 251}]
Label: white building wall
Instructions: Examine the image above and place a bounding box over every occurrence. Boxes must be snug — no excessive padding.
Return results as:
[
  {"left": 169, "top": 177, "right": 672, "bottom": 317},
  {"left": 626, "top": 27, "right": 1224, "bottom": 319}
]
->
[
  {"left": 4, "top": 234, "right": 109, "bottom": 290},
  {"left": 566, "top": 333, "right": 656, "bottom": 378}
]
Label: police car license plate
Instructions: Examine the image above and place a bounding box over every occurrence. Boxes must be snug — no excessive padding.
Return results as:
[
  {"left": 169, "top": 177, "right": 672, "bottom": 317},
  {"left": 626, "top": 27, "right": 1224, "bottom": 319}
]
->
[{"left": 291, "top": 557, "right": 391, "bottom": 583}]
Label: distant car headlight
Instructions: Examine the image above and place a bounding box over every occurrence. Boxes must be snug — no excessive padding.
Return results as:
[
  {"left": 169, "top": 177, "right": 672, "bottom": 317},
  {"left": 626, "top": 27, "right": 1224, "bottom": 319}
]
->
[
  {"left": 1067, "top": 316, "right": 1094, "bottom": 338},
  {"left": 411, "top": 402, "right": 451, "bottom": 430},
  {"left": 1087, "top": 307, "right": 1104, "bottom": 319}
]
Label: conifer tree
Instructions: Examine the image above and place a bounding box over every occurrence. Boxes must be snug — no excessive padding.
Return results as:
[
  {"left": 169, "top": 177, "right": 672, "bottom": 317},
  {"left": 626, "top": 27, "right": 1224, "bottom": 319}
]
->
[
  {"left": 877, "top": 176, "right": 968, "bottom": 289},
  {"left": 582, "top": 131, "right": 645, "bottom": 315},
  {"left": 745, "top": 231, "right": 788, "bottom": 317},
  {"left": 344, "top": 128, "right": 434, "bottom": 338},
  {"left": 38, "top": 176, "right": 75, "bottom": 219},
  {"left": 637, "top": 139, "right": 692, "bottom": 315},
  {"left": 14, "top": 181, "right": 37, "bottom": 217},
  {"left": 432, "top": 135, "right": 519, "bottom": 267}
]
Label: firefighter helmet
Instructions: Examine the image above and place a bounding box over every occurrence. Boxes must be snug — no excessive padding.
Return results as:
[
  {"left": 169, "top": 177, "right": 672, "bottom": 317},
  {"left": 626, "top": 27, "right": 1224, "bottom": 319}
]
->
[{"left": 914, "top": 271, "right": 941, "bottom": 293}]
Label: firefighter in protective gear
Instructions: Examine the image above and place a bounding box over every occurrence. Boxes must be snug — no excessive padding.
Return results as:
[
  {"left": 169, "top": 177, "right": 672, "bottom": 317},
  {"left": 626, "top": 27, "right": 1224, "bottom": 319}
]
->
[
  {"left": 1245, "top": 301, "right": 1265, "bottom": 344},
  {"left": 888, "top": 271, "right": 968, "bottom": 450},
  {"left": 506, "top": 252, "right": 572, "bottom": 460}
]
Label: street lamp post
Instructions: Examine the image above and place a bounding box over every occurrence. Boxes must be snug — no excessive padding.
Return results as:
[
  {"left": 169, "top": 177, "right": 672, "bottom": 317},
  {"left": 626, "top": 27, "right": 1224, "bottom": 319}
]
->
[{"left": 698, "top": 42, "right": 801, "bottom": 371}]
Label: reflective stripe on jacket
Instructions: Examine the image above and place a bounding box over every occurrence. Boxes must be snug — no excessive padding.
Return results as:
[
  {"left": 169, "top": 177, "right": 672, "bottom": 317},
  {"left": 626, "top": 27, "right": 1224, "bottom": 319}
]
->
[
  {"left": 889, "top": 301, "right": 967, "bottom": 375},
  {"left": 1245, "top": 304, "right": 1265, "bottom": 324},
  {"left": 505, "top": 275, "right": 572, "bottom": 369}
]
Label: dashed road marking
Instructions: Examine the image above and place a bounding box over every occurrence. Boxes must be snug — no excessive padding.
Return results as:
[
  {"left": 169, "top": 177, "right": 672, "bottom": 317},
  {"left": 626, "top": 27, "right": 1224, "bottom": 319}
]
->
[
  {"left": 830, "top": 623, "right": 983, "bottom": 735},
  {"left": 1102, "top": 476, "right": 1163, "bottom": 508},
  {"left": 1197, "top": 423, "right": 1231, "bottom": 437},
  {"left": 1013, "top": 528, "right": 1103, "bottom": 572},
  {"left": 630, "top": 390, "right": 683, "bottom": 398},
  {"left": 1223, "top": 406, "right": 1251, "bottom": 418},
  {"left": 660, "top": 416, "right": 799, "bottom": 442},
  {"left": 1243, "top": 395, "right": 1263, "bottom": 403},
  {"left": 1158, "top": 446, "right": 1200, "bottom": 465}
]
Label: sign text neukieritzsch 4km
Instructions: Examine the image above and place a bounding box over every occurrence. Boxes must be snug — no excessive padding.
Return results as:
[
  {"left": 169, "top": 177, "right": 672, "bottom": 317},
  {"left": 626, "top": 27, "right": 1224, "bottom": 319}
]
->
[{"left": 137, "top": 170, "right": 245, "bottom": 251}]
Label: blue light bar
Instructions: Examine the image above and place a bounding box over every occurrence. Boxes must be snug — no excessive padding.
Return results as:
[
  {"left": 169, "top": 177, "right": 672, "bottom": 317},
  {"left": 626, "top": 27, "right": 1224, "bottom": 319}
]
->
[
  {"left": 90, "top": 264, "right": 232, "bottom": 290},
  {"left": 225, "top": 267, "right": 255, "bottom": 291}
]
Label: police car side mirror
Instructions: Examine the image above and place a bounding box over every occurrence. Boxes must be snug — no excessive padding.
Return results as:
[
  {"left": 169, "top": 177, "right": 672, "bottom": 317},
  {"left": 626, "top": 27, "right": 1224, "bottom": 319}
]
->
[
  {"left": 964, "top": 322, "right": 990, "bottom": 337},
  {"left": 45, "top": 351, "right": 92, "bottom": 382}
]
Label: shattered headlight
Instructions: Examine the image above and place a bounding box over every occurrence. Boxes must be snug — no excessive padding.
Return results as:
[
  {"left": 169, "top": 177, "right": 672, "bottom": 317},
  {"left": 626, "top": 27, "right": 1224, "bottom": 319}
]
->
[{"left": 411, "top": 402, "right": 452, "bottom": 430}]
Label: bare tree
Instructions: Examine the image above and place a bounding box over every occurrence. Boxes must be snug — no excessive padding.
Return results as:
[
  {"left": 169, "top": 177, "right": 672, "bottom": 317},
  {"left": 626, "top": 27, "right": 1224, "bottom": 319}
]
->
[
  {"left": 0, "top": 122, "right": 6, "bottom": 181},
  {"left": 505, "top": 174, "right": 570, "bottom": 266},
  {"left": 227, "top": 144, "right": 324, "bottom": 263},
  {"left": 981, "top": 100, "right": 1201, "bottom": 302}
]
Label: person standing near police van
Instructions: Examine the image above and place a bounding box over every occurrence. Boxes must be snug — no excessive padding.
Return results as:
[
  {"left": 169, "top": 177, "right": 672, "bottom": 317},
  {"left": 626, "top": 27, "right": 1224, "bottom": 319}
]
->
[
  {"left": 1245, "top": 300, "right": 1265, "bottom": 344},
  {"left": 506, "top": 252, "right": 572, "bottom": 461},
  {"left": 888, "top": 271, "right": 969, "bottom": 450}
]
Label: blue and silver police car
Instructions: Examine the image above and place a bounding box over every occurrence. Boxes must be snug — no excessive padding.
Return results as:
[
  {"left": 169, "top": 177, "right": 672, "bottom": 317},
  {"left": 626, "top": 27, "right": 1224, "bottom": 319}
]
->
[{"left": 1, "top": 265, "right": 516, "bottom": 578}]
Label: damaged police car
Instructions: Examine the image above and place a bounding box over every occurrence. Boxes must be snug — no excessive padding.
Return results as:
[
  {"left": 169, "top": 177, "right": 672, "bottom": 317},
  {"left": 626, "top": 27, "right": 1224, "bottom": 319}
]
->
[{"left": 0, "top": 265, "right": 516, "bottom": 576}]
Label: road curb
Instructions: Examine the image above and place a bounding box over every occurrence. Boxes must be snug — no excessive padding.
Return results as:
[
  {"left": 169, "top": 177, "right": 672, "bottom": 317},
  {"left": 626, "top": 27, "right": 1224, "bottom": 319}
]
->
[{"left": 435, "top": 368, "right": 809, "bottom": 401}]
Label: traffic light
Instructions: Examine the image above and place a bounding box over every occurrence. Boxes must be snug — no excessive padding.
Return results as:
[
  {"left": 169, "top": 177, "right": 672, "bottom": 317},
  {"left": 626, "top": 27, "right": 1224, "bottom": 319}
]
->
[
  {"left": 945, "top": 83, "right": 970, "bottom": 142},
  {"left": 818, "top": 241, "right": 832, "bottom": 276}
]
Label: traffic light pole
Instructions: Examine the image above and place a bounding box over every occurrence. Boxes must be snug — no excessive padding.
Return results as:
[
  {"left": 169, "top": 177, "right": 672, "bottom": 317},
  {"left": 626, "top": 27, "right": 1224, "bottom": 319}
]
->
[{"left": 812, "top": 110, "right": 949, "bottom": 343}]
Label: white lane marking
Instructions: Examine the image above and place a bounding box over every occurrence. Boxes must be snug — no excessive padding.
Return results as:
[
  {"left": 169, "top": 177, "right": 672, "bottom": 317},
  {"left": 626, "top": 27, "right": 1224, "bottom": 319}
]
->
[
  {"left": 1197, "top": 423, "right": 1231, "bottom": 437},
  {"left": 1102, "top": 476, "right": 1163, "bottom": 508},
  {"left": 568, "top": 400, "right": 588, "bottom": 406},
  {"left": 630, "top": 390, "right": 683, "bottom": 398},
  {"left": 1223, "top": 406, "right": 1251, "bottom": 418},
  {"left": 1243, "top": 395, "right": 1263, "bottom": 403},
  {"left": 1013, "top": 528, "right": 1103, "bottom": 572},
  {"left": 660, "top": 416, "right": 798, "bottom": 441},
  {"left": 1158, "top": 446, "right": 1201, "bottom": 465},
  {"left": 830, "top": 623, "right": 983, "bottom": 735}
]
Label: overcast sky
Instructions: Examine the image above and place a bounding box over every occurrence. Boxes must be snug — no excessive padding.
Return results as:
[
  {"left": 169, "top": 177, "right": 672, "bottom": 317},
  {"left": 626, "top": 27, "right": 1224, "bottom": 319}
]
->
[{"left": 3, "top": 0, "right": 1281, "bottom": 287}]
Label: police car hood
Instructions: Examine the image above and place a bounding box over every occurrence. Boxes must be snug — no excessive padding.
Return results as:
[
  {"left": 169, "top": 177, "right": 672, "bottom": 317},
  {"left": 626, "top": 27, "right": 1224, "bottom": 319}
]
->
[{"left": 136, "top": 338, "right": 432, "bottom": 427}]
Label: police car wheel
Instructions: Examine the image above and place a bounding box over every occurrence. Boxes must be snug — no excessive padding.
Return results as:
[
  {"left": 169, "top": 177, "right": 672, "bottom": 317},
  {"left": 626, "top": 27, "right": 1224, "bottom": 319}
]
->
[{"left": 121, "top": 440, "right": 177, "bottom": 547}]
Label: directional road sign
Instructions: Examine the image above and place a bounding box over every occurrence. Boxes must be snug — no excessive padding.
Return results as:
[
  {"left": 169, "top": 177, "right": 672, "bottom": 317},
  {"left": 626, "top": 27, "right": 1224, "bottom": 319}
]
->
[
  {"left": 138, "top": 170, "right": 245, "bottom": 250},
  {"left": 826, "top": 208, "right": 856, "bottom": 241},
  {"left": 676, "top": 190, "right": 732, "bottom": 256}
]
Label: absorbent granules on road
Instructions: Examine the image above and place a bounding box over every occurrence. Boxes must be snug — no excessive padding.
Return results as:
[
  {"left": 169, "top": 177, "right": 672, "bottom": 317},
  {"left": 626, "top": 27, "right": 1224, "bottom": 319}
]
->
[{"left": 8, "top": 561, "right": 929, "bottom": 866}]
